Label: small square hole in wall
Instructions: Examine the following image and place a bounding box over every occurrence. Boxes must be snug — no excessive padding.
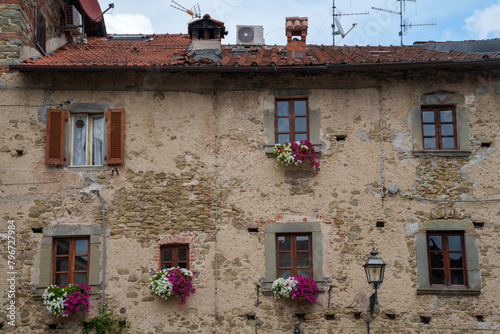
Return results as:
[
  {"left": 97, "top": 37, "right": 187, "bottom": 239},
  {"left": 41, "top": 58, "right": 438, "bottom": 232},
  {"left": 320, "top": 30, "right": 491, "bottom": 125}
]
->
[
  {"left": 353, "top": 312, "right": 362, "bottom": 320},
  {"left": 295, "top": 313, "right": 306, "bottom": 322},
  {"left": 325, "top": 314, "right": 336, "bottom": 321},
  {"left": 376, "top": 221, "right": 385, "bottom": 228},
  {"left": 15, "top": 149, "right": 23, "bottom": 156},
  {"left": 335, "top": 134, "right": 347, "bottom": 141},
  {"left": 247, "top": 227, "right": 259, "bottom": 233},
  {"left": 476, "top": 315, "right": 484, "bottom": 322},
  {"left": 48, "top": 324, "right": 58, "bottom": 330},
  {"left": 481, "top": 142, "right": 491, "bottom": 148},
  {"left": 473, "top": 222, "right": 485, "bottom": 229},
  {"left": 31, "top": 227, "right": 43, "bottom": 233},
  {"left": 385, "top": 313, "right": 396, "bottom": 320},
  {"left": 246, "top": 314, "right": 256, "bottom": 320},
  {"left": 420, "top": 316, "right": 431, "bottom": 324}
]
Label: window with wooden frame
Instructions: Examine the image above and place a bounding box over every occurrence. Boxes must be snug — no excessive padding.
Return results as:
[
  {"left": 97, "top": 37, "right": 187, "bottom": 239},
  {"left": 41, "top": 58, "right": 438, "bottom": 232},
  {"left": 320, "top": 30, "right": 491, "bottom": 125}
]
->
[
  {"left": 45, "top": 109, "right": 125, "bottom": 166},
  {"left": 161, "top": 244, "right": 189, "bottom": 269},
  {"left": 421, "top": 106, "right": 457, "bottom": 150},
  {"left": 275, "top": 98, "right": 309, "bottom": 144},
  {"left": 427, "top": 232, "right": 467, "bottom": 287},
  {"left": 53, "top": 238, "right": 90, "bottom": 286},
  {"left": 276, "top": 233, "right": 312, "bottom": 278}
]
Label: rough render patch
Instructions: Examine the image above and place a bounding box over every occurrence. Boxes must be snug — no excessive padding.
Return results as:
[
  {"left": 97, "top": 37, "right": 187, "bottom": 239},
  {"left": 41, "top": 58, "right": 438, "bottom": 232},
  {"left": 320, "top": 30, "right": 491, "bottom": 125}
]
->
[
  {"left": 405, "top": 222, "right": 419, "bottom": 236},
  {"left": 390, "top": 130, "right": 412, "bottom": 153},
  {"left": 273, "top": 213, "right": 330, "bottom": 224},
  {"left": 79, "top": 180, "right": 104, "bottom": 194},
  {"left": 366, "top": 183, "right": 383, "bottom": 198},
  {"left": 465, "top": 94, "right": 475, "bottom": 105},
  {"left": 460, "top": 146, "right": 498, "bottom": 186},
  {"left": 358, "top": 128, "right": 372, "bottom": 143}
]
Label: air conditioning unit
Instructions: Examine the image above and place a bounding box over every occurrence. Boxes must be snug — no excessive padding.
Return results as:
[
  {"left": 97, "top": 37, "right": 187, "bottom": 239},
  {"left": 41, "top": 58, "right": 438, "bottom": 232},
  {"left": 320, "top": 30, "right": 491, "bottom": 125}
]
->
[
  {"left": 64, "top": 5, "right": 83, "bottom": 35},
  {"left": 236, "top": 25, "right": 264, "bottom": 45}
]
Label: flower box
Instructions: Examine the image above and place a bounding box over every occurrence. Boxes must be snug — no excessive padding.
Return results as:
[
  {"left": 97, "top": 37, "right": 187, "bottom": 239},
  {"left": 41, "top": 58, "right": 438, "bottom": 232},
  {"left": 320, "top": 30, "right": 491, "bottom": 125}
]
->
[
  {"left": 271, "top": 275, "right": 319, "bottom": 304},
  {"left": 274, "top": 140, "right": 320, "bottom": 174},
  {"left": 150, "top": 267, "right": 196, "bottom": 305},
  {"left": 42, "top": 284, "right": 90, "bottom": 317}
]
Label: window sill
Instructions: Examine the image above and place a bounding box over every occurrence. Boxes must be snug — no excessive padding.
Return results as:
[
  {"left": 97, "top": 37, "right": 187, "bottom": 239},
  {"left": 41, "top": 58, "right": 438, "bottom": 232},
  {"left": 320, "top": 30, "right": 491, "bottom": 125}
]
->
[
  {"left": 413, "top": 150, "right": 471, "bottom": 157},
  {"left": 67, "top": 166, "right": 112, "bottom": 172},
  {"left": 416, "top": 288, "right": 481, "bottom": 296},
  {"left": 259, "top": 278, "right": 329, "bottom": 296}
]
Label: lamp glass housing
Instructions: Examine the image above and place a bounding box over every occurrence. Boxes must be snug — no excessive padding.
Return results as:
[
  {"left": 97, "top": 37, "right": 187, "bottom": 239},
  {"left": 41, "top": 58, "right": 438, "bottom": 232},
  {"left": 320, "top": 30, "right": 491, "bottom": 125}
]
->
[{"left": 363, "top": 250, "right": 386, "bottom": 285}]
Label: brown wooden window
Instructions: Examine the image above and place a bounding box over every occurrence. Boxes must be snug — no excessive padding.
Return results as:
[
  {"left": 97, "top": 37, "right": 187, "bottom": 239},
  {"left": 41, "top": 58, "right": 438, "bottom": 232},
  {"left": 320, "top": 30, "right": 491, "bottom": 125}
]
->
[
  {"left": 422, "top": 106, "right": 457, "bottom": 150},
  {"left": 45, "top": 108, "right": 125, "bottom": 166},
  {"left": 427, "top": 232, "right": 467, "bottom": 287},
  {"left": 275, "top": 98, "right": 309, "bottom": 144},
  {"left": 53, "top": 238, "right": 90, "bottom": 286},
  {"left": 276, "top": 233, "right": 312, "bottom": 278},
  {"left": 161, "top": 244, "right": 189, "bottom": 269}
]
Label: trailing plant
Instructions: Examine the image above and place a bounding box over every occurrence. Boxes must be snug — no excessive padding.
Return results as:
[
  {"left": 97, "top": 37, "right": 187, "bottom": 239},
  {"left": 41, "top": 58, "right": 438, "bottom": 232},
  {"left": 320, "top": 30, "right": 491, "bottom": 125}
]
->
[
  {"left": 274, "top": 140, "right": 320, "bottom": 173},
  {"left": 81, "top": 307, "right": 130, "bottom": 334},
  {"left": 42, "top": 283, "right": 90, "bottom": 317},
  {"left": 271, "top": 275, "right": 319, "bottom": 304},
  {"left": 150, "top": 267, "right": 195, "bottom": 305}
]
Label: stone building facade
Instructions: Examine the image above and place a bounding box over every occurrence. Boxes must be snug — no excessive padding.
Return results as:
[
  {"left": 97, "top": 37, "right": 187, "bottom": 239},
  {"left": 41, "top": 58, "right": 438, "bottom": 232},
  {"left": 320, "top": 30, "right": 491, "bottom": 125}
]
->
[{"left": 2, "top": 3, "right": 500, "bottom": 334}]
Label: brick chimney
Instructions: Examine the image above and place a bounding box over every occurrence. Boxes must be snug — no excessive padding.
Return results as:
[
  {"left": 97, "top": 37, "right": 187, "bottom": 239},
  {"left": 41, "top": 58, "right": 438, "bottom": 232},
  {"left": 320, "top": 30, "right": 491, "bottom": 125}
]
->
[{"left": 285, "top": 17, "right": 308, "bottom": 51}]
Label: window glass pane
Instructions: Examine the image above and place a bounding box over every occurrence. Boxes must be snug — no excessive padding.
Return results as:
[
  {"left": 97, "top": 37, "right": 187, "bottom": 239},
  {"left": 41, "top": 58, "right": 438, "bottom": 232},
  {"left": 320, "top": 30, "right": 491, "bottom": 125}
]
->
[
  {"left": 92, "top": 116, "right": 104, "bottom": 165},
  {"left": 278, "top": 118, "right": 290, "bottom": 132},
  {"left": 278, "top": 236, "right": 291, "bottom": 251},
  {"left": 295, "top": 101, "right": 306, "bottom": 115},
  {"left": 277, "top": 101, "right": 289, "bottom": 116},
  {"left": 448, "top": 236, "right": 462, "bottom": 251},
  {"left": 163, "top": 249, "right": 172, "bottom": 262},
  {"left": 297, "top": 268, "right": 310, "bottom": 277},
  {"left": 423, "top": 124, "right": 435, "bottom": 136},
  {"left": 430, "top": 252, "right": 443, "bottom": 268},
  {"left": 422, "top": 111, "right": 434, "bottom": 123},
  {"left": 278, "top": 269, "right": 291, "bottom": 279},
  {"left": 178, "top": 262, "right": 187, "bottom": 269},
  {"left": 423, "top": 138, "right": 436, "bottom": 149},
  {"left": 75, "top": 256, "right": 88, "bottom": 271},
  {"left": 295, "top": 133, "right": 307, "bottom": 142},
  {"left": 278, "top": 253, "right": 291, "bottom": 267},
  {"left": 75, "top": 239, "right": 88, "bottom": 255},
  {"left": 441, "top": 124, "right": 454, "bottom": 136},
  {"left": 278, "top": 134, "right": 289, "bottom": 144},
  {"left": 449, "top": 253, "right": 463, "bottom": 268},
  {"left": 431, "top": 270, "right": 445, "bottom": 285},
  {"left": 72, "top": 116, "right": 87, "bottom": 165},
  {"left": 162, "top": 263, "right": 171, "bottom": 269},
  {"left": 55, "top": 274, "right": 68, "bottom": 286},
  {"left": 56, "top": 257, "right": 69, "bottom": 272},
  {"left": 296, "top": 236, "right": 309, "bottom": 250},
  {"left": 428, "top": 235, "right": 442, "bottom": 251},
  {"left": 450, "top": 270, "right": 464, "bottom": 285},
  {"left": 440, "top": 110, "right": 453, "bottom": 122},
  {"left": 74, "top": 272, "right": 87, "bottom": 284},
  {"left": 442, "top": 137, "right": 455, "bottom": 149},
  {"left": 178, "top": 249, "right": 187, "bottom": 262},
  {"left": 56, "top": 240, "right": 70, "bottom": 255},
  {"left": 296, "top": 252, "right": 310, "bottom": 267},
  {"left": 295, "top": 117, "right": 306, "bottom": 132}
]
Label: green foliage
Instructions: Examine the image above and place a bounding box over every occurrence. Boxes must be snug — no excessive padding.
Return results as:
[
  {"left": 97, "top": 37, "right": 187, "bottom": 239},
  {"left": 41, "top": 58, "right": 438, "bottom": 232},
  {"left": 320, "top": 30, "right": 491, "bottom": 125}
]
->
[{"left": 81, "top": 307, "right": 130, "bottom": 334}]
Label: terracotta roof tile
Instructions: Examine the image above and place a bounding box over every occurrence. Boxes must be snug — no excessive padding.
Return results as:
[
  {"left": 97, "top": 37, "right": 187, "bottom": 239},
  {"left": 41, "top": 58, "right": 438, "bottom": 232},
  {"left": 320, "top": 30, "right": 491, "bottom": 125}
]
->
[{"left": 13, "top": 34, "right": 500, "bottom": 70}]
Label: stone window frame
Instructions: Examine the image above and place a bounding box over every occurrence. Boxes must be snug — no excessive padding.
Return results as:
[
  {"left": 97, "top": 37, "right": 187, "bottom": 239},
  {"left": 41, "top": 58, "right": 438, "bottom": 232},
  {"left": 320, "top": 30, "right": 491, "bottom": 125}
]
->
[
  {"left": 36, "top": 225, "right": 102, "bottom": 297},
  {"left": 416, "top": 219, "right": 481, "bottom": 295},
  {"left": 412, "top": 93, "right": 471, "bottom": 157},
  {"left": 264, "top": 90, "right": 321, "bottom": 156},
  {"left": 260, "top": 222, "right": 328, "bottom": 294}
]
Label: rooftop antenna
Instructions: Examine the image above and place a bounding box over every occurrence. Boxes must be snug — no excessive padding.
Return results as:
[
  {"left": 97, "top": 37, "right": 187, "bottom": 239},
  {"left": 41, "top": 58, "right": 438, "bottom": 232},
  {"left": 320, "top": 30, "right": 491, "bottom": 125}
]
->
[
  {"left": 332, "top": 0, "right": 368, "bottom": 46},
  {"left": 372, "top": 0, "right": 435, "bottom": 45},
  {"left": 170, "top": 1, "right": 201, "bottom": 22}
]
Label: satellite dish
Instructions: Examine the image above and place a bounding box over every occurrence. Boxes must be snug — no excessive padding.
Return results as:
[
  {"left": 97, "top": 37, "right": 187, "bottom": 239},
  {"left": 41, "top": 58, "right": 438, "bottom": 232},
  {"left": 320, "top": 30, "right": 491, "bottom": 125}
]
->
[{"left": 334, "top": 17, "right": 346, "bottom": 38}]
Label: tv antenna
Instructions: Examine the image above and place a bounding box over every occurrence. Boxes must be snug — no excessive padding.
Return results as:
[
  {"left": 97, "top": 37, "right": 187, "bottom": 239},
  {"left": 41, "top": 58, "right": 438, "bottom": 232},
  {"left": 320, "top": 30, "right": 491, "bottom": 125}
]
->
[
  {"left": 372, "top": 0, "right": 435, "bottom": 45},
  {"left": 170, "top": 1, "right": 201, "bottom": 22},
  {"left": 332, "top": 0, "right": 368, "bottom": 46}
]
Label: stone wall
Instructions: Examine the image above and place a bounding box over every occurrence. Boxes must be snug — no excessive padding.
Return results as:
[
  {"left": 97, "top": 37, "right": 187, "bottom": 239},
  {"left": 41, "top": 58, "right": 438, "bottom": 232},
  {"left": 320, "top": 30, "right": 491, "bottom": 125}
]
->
[{"left": 1, "top": 69, "right": 500, "bottom": 333}]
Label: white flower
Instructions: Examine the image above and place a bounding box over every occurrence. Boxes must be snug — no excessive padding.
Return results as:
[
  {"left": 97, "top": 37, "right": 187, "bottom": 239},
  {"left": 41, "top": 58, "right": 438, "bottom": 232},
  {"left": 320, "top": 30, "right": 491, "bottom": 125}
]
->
[{"left": 271, "top": 277, "right": 297, "bottom": 299}]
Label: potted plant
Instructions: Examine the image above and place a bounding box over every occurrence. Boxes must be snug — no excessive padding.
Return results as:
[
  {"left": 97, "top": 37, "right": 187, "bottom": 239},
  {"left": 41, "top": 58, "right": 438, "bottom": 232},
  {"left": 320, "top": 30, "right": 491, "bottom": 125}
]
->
[
  {"left": 150, "top": 267, "right": 196, "bottom": 305},
  {"left": 273, "top": 140, "right": 320, "bottom": 174},
  {"left": 42, "top": 283, "right": 91, "bottom": 317},
  {"left": 271, "top": 275, "right": 319, "bottom": 304}
]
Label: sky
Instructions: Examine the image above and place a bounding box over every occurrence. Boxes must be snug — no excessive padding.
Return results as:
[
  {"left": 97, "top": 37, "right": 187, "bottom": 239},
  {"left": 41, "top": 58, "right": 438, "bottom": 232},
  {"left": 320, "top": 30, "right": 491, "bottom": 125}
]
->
[{"left": 97, "top": 0, "right": 500, "bottom": 46}]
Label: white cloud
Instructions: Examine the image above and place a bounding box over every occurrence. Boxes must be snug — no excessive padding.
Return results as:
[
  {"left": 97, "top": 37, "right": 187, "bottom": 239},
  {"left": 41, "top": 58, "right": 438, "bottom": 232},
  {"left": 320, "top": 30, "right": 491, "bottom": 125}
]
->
[
  {"left": 105, "top": 14, "right": 154, "bottom": 34},
  {"left": 465, "top": 1, "right": 500, "bottom": 39}
]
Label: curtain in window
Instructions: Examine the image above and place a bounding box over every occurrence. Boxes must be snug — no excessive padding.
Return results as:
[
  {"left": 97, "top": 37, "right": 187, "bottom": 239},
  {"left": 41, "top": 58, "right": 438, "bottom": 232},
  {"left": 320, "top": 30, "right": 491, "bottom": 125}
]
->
[
  {"left": 92, "top": 116, "right": 104, "bottom": 165},
  {"left": 73, "top": 116, "right": 86, "bottom": 165}
]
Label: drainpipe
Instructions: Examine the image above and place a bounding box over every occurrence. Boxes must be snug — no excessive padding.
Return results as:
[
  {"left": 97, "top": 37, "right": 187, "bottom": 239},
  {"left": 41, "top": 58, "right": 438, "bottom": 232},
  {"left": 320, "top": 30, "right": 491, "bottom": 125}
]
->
[
  {"left": 96, "top": 191, "right": 106, "bottom": 317},
  {"left": 212, "top": 91, "right": 219, "bottom": 333},
  {"left": 378, "top": 85, "right": 385, "bottom": 203}
]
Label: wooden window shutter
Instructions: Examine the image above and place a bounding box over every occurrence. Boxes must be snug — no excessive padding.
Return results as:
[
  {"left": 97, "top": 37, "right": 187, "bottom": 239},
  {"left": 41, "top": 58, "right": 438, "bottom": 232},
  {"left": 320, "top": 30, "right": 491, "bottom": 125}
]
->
[
  {"left": 106, "top": 109, "right": 125, "bottom": 164},
  {"left": 45, "top": 109, "right": 66, "bottom": 165}
]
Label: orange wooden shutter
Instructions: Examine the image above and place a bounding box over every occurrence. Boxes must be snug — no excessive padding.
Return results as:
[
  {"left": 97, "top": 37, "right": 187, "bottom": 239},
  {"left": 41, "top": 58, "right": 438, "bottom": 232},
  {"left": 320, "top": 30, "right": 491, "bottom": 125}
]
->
[
  {"left": 45, "top": 109, "right": 65, "bottom": 165},
  {"left": 106, "top": 109, "right": 125, "bottom": 164}
]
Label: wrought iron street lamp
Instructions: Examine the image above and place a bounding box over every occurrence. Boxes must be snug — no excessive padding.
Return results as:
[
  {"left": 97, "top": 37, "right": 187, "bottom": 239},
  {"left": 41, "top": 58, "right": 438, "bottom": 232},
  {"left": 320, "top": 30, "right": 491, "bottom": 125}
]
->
[{"left": 363, "top": 248, "right": 386, "bottom": 313}]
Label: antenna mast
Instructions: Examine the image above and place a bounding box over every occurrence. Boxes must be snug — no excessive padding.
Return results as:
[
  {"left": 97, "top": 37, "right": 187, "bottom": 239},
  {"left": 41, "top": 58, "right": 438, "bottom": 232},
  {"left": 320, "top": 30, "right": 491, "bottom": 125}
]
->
[
  {"left": 372, "top": 0, "right": 435, "bottom": 45},
  {"left": 332, "top": 0, "right": 368, "bottom": 46},
  {"left": 170, "top": 1, "right": 201, "bottom": 22}
]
